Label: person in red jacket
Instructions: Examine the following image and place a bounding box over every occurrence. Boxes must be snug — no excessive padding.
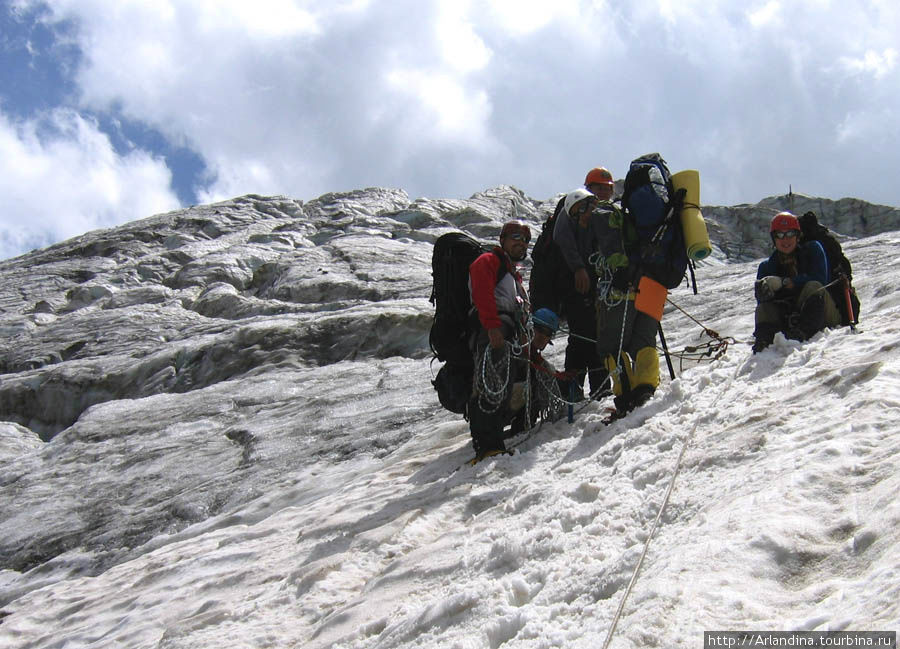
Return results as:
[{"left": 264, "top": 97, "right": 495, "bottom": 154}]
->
[{"left": 467, "top": 220, "right": 531, "bottom": 457}]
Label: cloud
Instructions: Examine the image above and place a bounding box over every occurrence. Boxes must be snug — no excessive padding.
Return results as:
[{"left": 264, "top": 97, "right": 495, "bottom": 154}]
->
[
  {"left": 0, "top": 108, "right": 179, "bottom": 260},
  {"left": 4, "top": 0, "right": 900, "bottom": 262},
  {"left": 839, "top": 48, "right": 898, "bottom": 80},
  {"left": 485, "top": 0, "right": 576, "bottom": 35},
  {"left": 747, "top": 0, "right": 782, "bottom": 28}
]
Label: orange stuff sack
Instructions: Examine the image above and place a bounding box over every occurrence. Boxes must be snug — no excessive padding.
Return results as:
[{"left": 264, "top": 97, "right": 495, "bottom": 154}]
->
[{"left": 635, "top": 275, "right": 667, "bottom": 321}]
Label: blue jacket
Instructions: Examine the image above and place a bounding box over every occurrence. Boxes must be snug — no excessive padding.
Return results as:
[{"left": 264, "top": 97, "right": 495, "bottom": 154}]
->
[{"left": 756, "top": 240, "right": 829, "bottom": 287}]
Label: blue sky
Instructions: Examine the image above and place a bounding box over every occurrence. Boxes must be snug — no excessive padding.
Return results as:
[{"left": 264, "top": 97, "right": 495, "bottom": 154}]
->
[{"left": 1, "top": 0, "right": 899, "bottom": 260}]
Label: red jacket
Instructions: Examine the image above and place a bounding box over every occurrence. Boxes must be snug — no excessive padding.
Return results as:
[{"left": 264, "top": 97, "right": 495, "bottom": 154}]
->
[{"left": 468, "top": 247, "right": 526, "bottom": 331}]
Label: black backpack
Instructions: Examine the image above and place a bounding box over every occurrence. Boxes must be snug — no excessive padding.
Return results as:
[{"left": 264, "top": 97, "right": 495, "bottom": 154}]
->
[
  {"left": 799, "top": 211, "right": 860, "bottom": 325},
  {"left": 531, "top": 196, "right": 565, "bottom": 265},
  {"left": 529, "top": 197, "right": 568, "bottom": 318},
  {"left": 621, "top": 153, "right": 691, "bottom": 291},
  {"left": 429, "top": 232, "right": 506, "bottom": 414},
  {"left": 799, "top": 211, "right": 852, "bottom": 281}
]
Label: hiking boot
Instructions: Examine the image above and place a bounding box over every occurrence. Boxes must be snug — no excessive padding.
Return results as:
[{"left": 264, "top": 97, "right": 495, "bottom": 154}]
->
[
  {"left": 613, "top": 394, "right": 631, "bottom": 414},
  {"left": 752, "top": 322, "right": 779, "bottom": 353},
  {"left": 785, "top": 325, "right": 807, "bottom": 341},
  {"left": 472, "top": 434, "right": 506, "bottom": 457},
  {"left": 467, "top": 448, "right": 512, "bottom": 465},
  {"left": 751, "top": 338, "right": 771, "bottom": 354},
  {"left": 630, "top": 384, "right": 654, "bottom": 409},
  {"left": 611, "top": 384, "right": 654, "bottom": 417},
  {"left": 797, "top": 293, "right": 825, "bottom": 340}
]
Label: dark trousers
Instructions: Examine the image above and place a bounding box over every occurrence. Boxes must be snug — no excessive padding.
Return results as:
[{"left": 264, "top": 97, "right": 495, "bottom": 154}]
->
[
  {"left": 754, "top": 281, "right": 839, "bottom": 349},
  {"left": 467, "top": 320, "right": 519, "bottom": 452},
  {"left": 563, "top": 292, "right": 606, "bottom": 394}
]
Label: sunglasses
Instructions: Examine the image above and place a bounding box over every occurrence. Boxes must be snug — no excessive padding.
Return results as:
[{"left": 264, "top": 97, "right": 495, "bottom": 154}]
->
[
  {"left": 534, "top": 325, "right": 554, "bottom": 337},
  {"left": 573, "top": 201, "right": 594, "bottom": 217},
  {"left": 508, "top": 232, "right": 530, "bottom": 243},
  {"left": 773, "top": 230, "right": 800, "bottom": 240}
]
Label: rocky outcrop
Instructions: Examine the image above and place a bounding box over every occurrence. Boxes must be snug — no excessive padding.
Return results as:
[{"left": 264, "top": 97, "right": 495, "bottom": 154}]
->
[
  {"left": 702, "top": 193, "right": 900, "bottom": 261},
  {"left": 0, "top": 187, "right": 549, "bottom": 440}
]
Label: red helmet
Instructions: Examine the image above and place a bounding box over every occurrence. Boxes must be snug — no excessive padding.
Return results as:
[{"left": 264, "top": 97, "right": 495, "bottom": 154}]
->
[
  {"left": 584, "top": 167, "right": 614, "bottom": 186},
  {"left": 500, "top": 220, "right": 531, "bottom": 242},
  {"left": 770, "top": 211, "right": 801, "bottom": 233}
]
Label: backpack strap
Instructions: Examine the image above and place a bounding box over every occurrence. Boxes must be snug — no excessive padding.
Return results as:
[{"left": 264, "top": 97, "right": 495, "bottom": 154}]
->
[{"left": 493, "top": 248, "right": 509, "bottom": 284}]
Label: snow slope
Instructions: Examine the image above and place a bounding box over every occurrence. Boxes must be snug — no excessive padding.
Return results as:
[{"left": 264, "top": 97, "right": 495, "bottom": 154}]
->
[{"left": 0, "top": 204, "right": 898, "bottom": 648}]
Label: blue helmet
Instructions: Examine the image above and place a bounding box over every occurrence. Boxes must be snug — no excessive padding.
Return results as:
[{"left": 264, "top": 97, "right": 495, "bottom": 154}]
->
[{"left": 532, "top": 308, "right": 559, "bottom": 334}]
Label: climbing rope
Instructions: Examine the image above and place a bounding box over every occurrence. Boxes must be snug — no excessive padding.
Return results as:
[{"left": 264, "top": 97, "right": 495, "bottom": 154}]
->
[
  {"left": 601, "top": 363, "right": 738, "bottom": 649},
  {"left": 591, "top": 252, "right": 629, "bottom": 310},
  {"left": 473, "top": 316, "right": 566, "bottom": 428},
  {"left": 474, "top": 342, "right": 514, "bottom": 414},
  {"left": 663, "top": 298, "right": 737, "bottom": 372}
]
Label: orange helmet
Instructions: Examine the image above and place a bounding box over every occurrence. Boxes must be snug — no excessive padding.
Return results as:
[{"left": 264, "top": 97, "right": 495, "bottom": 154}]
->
[
  {"left": 584, "top": 167, "right": 614, "bottom": 186},
  {"left": 770, "top": 211, "right": 801, "bottom": 233}
]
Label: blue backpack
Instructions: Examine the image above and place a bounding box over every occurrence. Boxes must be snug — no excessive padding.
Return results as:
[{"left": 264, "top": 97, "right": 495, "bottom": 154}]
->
[{"left": 621, "top": 153, "right": 690, "bottom": 290}]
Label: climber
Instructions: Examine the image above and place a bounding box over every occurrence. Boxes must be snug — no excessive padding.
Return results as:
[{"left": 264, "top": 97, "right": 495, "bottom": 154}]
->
[
  {"left": 466, "top": 220, "right": 531, "bottom": 457},
  {"left": 530, "top": 166, "right": 617, "bottom": 321},
  {"left": 506, "top": 307, "right": 563, "bottom": 437},
  {"left": 752, "top": 212, "right": 842, "bottom": 352},
  {"left": 550, "top": 187, "right": 614, "bottom": 400},
  {"left": 584, "top": 166, "right": 616, "bottom": 201},
  {"left": 592, "top": 182, "right": 661, "bottom": 418}
]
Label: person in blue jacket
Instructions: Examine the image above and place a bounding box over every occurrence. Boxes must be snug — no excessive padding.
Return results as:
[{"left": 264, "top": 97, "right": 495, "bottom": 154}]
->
[{"left": 752, "top": 212, "right": 842, "bottom": 352}]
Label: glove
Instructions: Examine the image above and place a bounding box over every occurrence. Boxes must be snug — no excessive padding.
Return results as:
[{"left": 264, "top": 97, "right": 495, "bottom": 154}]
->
[
  {"left": 605, "top": 252, "right": 629, "bottom": 270},
  {"left": 755, "top": 276, "right": 784, "bottom": 302},
  {"left": 487, "top": 327, "right": 505, "bottom": 349}
]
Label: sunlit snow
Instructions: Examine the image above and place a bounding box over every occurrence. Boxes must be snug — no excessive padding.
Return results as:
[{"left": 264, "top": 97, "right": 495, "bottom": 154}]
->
[{"left": 0, "top": 188, "right": 897, "bottom": 648}]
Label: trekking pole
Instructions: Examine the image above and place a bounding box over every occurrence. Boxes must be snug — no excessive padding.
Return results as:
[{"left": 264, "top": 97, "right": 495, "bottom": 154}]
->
[
  {"left": 657, "top": 322, "right": 676, "bottom": 381},
  {"left": 842, "top": 276, "right": 858, "bottom": 333}
]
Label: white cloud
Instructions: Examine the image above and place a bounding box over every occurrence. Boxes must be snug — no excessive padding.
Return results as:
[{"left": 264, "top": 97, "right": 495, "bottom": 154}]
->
[
  {"left": 386, "top": 68, "right": 495, "bottom": 147},
  {"left": 486, "top": 0, "right": 571, "bottom": 35},
  {"left": 0, "top": 109, "right": 179, "bottom": 260},
  {"left": 747, "top": 1, "right": 782, "bottom": 28},
  {"left": 836, "top": 106, "right": 900, "bottom": 143},
  {"left": 839, "top": 48, "right": 898, "bottom": 80},
  {"left": 202, "top": 0, "right": 319, "bottom": 38},
  {"left": 435, "top": 0, "right": 492, "bottom": 73},
  {"left": 5, "top": 0, "right": 900, "bottom": 260}
]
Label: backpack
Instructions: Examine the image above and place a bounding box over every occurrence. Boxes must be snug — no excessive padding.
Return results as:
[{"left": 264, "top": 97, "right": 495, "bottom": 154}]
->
[
  {"left": 529, "top": 197, "right": 568, "bottom": 318},
  {"left": 531, "top": 196, "right": 565, "bottom": 265},
  {"left": 429, "top": 232, "right": 506, "bottom": 413},
  {"left": 799, "top": 211, "right": 860, "bottom": 325},
  {"left": 621, "top": 153, "right": 690, "bottom": 290}
]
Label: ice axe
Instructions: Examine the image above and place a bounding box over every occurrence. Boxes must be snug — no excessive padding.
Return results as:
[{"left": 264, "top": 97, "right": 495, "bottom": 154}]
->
[{"left": 842, "top": 275, "right": 858, "bottom": 333}]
